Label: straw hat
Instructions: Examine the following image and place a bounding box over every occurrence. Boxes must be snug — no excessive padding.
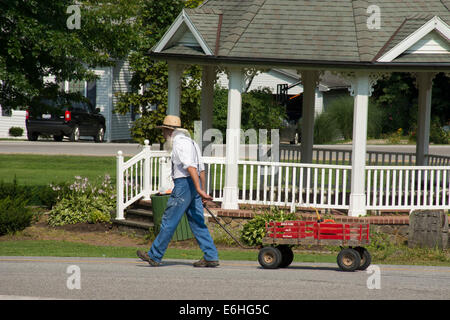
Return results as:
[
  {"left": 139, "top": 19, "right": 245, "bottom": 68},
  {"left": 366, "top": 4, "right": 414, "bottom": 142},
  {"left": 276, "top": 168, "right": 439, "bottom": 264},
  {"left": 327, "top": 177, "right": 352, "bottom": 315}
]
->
[{"left": 156, "top": 115, "right": 181, "bottom": 130}]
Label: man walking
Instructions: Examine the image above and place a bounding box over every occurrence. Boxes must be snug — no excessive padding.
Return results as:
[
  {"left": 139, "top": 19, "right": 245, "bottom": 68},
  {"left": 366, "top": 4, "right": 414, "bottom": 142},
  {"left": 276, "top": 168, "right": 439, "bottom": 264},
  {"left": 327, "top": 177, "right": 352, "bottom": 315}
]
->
[{"left": 137, "top": 115, "right": 219, "bottom": 267}]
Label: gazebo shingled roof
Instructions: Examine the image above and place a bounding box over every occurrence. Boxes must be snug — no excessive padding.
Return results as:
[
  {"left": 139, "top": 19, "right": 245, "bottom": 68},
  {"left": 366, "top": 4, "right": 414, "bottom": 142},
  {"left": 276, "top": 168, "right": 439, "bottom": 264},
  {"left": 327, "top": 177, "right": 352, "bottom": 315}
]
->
[
  {"left": 149, "top": 0, "right": 450, "bottom": 70},
  {"left": 145, "top": 0, "right": 450, "bottom": 216}
]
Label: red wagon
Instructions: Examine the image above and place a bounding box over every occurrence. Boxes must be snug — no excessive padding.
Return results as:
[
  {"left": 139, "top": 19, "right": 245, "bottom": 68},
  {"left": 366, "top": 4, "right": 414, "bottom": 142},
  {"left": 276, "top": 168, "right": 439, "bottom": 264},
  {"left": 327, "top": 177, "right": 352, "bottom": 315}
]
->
[{"left": 259, "top": 220, "right": 371, "bottom": 271}]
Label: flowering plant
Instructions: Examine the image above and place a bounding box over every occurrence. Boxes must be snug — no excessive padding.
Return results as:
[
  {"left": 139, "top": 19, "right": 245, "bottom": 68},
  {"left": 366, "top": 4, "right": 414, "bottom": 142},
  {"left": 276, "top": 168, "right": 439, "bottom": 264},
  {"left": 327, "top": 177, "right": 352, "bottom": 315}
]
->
[{"left": 48, "top": 175, "right": 116, "bottom": 226}]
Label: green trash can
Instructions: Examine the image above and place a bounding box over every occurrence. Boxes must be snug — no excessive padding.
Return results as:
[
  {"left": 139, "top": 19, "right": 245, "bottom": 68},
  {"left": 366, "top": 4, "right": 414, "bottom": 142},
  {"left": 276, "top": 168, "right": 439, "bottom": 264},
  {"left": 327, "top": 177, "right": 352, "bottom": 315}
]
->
[{"left": 150, "top": 194, "right": 193, "bottom": 241}]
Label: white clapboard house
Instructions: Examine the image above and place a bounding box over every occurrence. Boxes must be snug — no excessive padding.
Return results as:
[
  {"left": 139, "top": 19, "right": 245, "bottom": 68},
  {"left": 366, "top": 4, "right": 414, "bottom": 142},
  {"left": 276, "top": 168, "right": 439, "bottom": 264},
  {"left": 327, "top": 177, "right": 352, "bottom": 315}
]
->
[{"left": 0, "top": 59, "right": 136, "bottom": 142}]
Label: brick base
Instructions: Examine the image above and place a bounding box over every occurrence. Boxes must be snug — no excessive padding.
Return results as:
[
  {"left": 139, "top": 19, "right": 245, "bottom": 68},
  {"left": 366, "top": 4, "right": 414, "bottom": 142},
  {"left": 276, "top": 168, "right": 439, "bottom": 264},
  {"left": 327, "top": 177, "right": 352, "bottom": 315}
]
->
[{"left": 206, "top": 208, "right": 411, "bottom": 225}]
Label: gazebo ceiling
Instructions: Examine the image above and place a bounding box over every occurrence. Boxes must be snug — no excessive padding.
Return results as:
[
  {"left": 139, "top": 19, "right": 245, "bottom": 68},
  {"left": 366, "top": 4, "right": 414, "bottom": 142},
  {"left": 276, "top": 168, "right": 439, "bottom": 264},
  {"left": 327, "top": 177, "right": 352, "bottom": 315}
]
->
[{"left": 148, "top": 0, "right": 450, "bottom": 71}]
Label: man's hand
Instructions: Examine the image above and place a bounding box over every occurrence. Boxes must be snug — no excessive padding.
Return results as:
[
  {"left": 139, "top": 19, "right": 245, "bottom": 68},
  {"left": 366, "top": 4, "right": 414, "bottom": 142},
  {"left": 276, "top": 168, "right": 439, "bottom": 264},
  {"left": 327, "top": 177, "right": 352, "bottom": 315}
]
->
[
  {"left": 187, "top": 166, "right": 213, "bottom": 204},
  {"left": 197, "top": 189, "right": 213, "bottom": 203}
]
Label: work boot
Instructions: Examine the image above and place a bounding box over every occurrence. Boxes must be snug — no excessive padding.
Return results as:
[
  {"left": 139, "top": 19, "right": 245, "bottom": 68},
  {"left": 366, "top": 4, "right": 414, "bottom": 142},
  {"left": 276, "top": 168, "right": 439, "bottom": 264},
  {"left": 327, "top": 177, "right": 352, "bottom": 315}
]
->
[
  {"left": 193, "top": 257, "right": 219, "bottom": 268},
  {"left": 137, "top": 250, "right": 161, "bottom": 267}
]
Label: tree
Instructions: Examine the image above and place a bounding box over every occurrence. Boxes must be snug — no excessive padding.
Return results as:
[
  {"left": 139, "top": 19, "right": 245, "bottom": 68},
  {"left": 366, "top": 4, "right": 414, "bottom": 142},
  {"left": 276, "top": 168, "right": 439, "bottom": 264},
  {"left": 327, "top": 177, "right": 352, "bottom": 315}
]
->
[
  {"left": 213, "top": 87, "right": 287, "bottom": 141},
  {"left": 372, "top": 72, "right": 450, "bottom": 136},
  {"left": 0, "top": 0, "right": 141, "bottom": 110},
  {"left": 114, "top": 0, "right": 204, "bottom": 144}
]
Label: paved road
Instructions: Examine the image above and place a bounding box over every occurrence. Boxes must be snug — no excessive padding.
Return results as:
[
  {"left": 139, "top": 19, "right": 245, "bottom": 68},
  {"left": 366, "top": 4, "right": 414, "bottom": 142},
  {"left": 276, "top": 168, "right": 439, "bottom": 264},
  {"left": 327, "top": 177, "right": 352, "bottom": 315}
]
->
[
  {"left": 0, "top": 140, "right": 143, "bottom": 157},
  {"left": 1, "top": 140, "right": 450, "bottom": 157},
  {"left": 0, "top": 256, "right": 449, "bottom": 300}
]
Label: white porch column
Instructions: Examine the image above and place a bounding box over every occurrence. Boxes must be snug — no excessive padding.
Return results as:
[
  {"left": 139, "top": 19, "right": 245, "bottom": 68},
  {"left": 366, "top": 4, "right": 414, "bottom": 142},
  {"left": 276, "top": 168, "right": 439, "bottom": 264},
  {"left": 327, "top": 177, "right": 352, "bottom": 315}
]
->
[
  {"left": 349, "top": 72, "right": 370, "bottom": 217},
  {"left": 415, "top": 72, "right": 435, "bottom": 166},
  {"left": 222, "top": 67, "right": 244, "bottom": 210},
  {"left": 299, "top": 70, "right": 320, "bottom": 164},
  {"left": 200, "top": 65, "right": 215, "bottom": 148},
  {"left": 167, "top": 63, "right": 183, "bottom": 116}
]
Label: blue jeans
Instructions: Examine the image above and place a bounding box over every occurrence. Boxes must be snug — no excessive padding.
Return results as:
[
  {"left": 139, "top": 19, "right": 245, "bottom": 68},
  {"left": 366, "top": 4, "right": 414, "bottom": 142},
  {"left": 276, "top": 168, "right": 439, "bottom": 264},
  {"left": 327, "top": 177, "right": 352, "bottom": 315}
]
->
[{"left": 148, "top": 177, "right": 219, "bottom": 263}]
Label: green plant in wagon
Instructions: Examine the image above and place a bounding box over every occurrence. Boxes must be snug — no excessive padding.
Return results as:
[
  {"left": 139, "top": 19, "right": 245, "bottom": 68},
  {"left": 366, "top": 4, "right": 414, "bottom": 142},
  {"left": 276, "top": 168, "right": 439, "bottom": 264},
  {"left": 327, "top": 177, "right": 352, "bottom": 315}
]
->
[{"left": 240, "top": 208, "right": 297, "bottom": 246}]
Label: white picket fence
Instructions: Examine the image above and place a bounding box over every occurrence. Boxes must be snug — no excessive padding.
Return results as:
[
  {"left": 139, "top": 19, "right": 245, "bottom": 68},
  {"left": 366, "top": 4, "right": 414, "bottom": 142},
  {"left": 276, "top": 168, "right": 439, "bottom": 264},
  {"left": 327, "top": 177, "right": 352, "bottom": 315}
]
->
[
  {"left": 115, "top": 142, "right": 450, "bottom": 219},
  {"left": 366, "top": 166, "right": 450, "bottom": 210},
  {"left": 237, "top": 160, "right": 351, "bottom": 210},
  {"left": 279, "top": 145, "right": 450, "bottom": 166}
]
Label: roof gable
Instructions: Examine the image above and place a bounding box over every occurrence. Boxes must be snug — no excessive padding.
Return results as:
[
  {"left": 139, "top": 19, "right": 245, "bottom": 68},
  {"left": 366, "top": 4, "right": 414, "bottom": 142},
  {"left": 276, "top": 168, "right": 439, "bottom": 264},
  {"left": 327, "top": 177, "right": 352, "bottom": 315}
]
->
[
  {"left": 153, "top": 9, "right": 216, "bottom": 56},
  {"left": 377, "top": 16, "right": 450, "bottom": 62}
]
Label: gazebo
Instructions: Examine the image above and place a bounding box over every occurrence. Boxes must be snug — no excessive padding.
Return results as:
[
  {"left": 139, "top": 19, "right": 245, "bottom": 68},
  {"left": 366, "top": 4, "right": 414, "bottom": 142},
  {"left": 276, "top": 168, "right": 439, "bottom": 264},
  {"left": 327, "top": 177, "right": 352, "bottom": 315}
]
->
[{"left": 115, "top": 0, "right": 450, "bottom": 219}]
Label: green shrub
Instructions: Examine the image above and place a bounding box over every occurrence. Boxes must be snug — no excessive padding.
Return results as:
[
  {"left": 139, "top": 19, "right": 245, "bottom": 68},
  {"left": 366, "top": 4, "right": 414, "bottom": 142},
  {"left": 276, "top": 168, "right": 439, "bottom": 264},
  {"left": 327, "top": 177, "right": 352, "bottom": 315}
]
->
[
  {"left": 320, "top": 96, "right": 384, "bottom": 143},
  {"left": 0, "top": 177, "right": 33, "bottom": 200},
  {"left": 8, "top": 127, "right": 24, "bottom": 137},
  {"left": 0, "top": 196, "right": 33, "bottom": 235},
  {"left": 385, "top": 128, "right": 404, "bottom": 144},
  {"left": 240, "top": 208, "right": 298, "bottom": 246},
  {"left": 47, "top": 175, "right": 115, "bottom": 226},
  {"left": 48, "top": 194, "right": 113, "bottom": 226},
  {"left": 430, "top": 117, "right": 450, "bottom": 144},
  {"left": 313, "top": 112, "right": 340, "bottom": 144},
  {"left": 37, "top": 182, "right": 72, "bottom": 209},
  {"left": 325, "top": 97, "right": 354, "bottom": 141}
]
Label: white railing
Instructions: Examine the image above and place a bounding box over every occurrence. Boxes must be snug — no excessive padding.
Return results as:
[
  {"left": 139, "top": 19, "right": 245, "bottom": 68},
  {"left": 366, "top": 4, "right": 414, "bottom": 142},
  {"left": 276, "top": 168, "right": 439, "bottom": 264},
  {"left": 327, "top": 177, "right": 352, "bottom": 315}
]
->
[
  {"left": 238, "top": 160, "right": 352, "bottom": 210},
  {"left": 366, "top": 166, "right": 450, "bottom": 210},
  {"left": 203, "top": 157, "right": 226, "bottom": 201},
  {"left": 116, "top": 143, "right": 450, "bottom": 219},
  {"left": 116, "top": 141, "right": 169, "bottom": 219},
  {"left": 279, "top": 144, "right": 449, "bottom": 166},
  {"left": 366, "top": 151, "right": 415, "bottom": 166},
  {"left": 428, "top": 154, "right": 450, "bottom": 166}
]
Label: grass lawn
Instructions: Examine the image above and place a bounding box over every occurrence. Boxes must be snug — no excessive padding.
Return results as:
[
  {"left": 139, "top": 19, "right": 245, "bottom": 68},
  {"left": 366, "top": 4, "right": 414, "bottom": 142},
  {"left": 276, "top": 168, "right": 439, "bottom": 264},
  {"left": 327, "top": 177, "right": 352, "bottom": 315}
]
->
[
  {"left": 0, "top": 240, "right": 336, "bottom": 263},
  {"left": 0, "top": 154, "right": 117, "bottom": 186}
]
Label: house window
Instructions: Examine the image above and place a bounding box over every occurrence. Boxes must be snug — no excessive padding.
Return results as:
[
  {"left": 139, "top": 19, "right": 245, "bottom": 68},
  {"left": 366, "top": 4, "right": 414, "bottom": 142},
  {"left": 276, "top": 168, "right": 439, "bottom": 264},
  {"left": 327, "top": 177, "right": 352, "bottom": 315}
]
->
[
  {"left": 68, "top": 80, "right": 85, "bottom": 94},
  {"left": 86, "top": 81, "right": 96, "bottom": 107},
  {"left": 59, "top": 80, "right": 97, "bottom": 107}
]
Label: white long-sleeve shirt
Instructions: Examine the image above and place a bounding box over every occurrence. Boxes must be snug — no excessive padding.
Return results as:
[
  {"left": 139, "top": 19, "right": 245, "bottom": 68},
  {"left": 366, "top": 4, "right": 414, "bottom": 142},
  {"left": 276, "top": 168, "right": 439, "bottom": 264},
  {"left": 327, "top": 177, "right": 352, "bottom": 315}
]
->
[{"left": 171, "top": 129, "right": 205, "bottom": 179}]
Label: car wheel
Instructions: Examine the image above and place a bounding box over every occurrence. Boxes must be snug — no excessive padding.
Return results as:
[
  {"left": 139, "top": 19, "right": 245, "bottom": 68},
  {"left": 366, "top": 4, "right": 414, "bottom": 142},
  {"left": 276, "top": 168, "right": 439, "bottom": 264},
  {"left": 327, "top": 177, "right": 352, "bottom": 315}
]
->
[
  {"left": 53, "top": 134, "right": 63, "bottom": 142},
  {"left": 27, "top": 131, "right": 38, "bottom": 141},
  {"left": 69, "top": 126, "right": 80, "bottom": 142},
  {"left": 94, "top": 126, "right": 105, "bottom": 143}
]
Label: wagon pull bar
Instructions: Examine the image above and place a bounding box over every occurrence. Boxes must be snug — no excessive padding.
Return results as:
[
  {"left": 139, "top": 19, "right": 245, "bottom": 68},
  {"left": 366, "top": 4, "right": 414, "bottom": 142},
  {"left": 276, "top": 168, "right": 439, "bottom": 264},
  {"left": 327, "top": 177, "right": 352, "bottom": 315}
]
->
[{"left": 204, "top": 205, "right": 256, "bottom": 250}]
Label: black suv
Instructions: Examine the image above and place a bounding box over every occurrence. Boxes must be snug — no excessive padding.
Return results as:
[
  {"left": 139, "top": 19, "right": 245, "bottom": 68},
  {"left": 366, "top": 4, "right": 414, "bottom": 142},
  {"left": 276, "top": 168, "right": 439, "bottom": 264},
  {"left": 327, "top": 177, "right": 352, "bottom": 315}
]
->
[{"left": 26, "top": 95, "right": 106, "bottom": 142}]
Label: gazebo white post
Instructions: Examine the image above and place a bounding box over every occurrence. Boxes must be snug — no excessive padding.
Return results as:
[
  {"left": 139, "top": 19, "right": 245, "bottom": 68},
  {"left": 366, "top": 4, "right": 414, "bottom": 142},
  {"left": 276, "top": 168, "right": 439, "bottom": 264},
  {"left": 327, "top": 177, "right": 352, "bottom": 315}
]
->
[
  {"left": 200, "top": 65, "right": 215, "bottom": 151},
  {"left": 167, "top": 62, "right": 183, "bottom": 116},
  {"left": 299, "top": 70, "right": 320, "bottom": 164},
  {"left": 349, "top": 72, "right": 371, "bottom": 217},
  {"left": 415, "top": 72, "right": 435, "bottom": 166},
  {"left": 222, "top": 67, "right": 243, "bottom": 210}
]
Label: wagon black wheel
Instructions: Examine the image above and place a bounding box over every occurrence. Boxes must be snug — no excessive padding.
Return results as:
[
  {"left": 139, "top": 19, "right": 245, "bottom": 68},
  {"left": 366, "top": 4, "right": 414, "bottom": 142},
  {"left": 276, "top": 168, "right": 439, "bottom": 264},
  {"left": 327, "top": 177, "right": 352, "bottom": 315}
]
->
[
  {"left": 277, "top": 245, "right": 294, "bottom": 268},
  {"left": 258, "top": 246, "right": 282, "bottom": 269},
  {"left": 337, "top": 248, "right": 361, "bottom": 272},
  {"left": 354, "top": 247, "right": 372, "bottom": 271}
]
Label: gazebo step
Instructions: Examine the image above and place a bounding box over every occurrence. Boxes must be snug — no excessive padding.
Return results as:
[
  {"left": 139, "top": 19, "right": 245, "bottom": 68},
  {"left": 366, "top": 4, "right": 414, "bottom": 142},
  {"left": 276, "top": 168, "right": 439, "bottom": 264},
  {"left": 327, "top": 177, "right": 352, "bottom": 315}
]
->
[{"left": 112, "top": 219, "right": 154, "bottom": 235}]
